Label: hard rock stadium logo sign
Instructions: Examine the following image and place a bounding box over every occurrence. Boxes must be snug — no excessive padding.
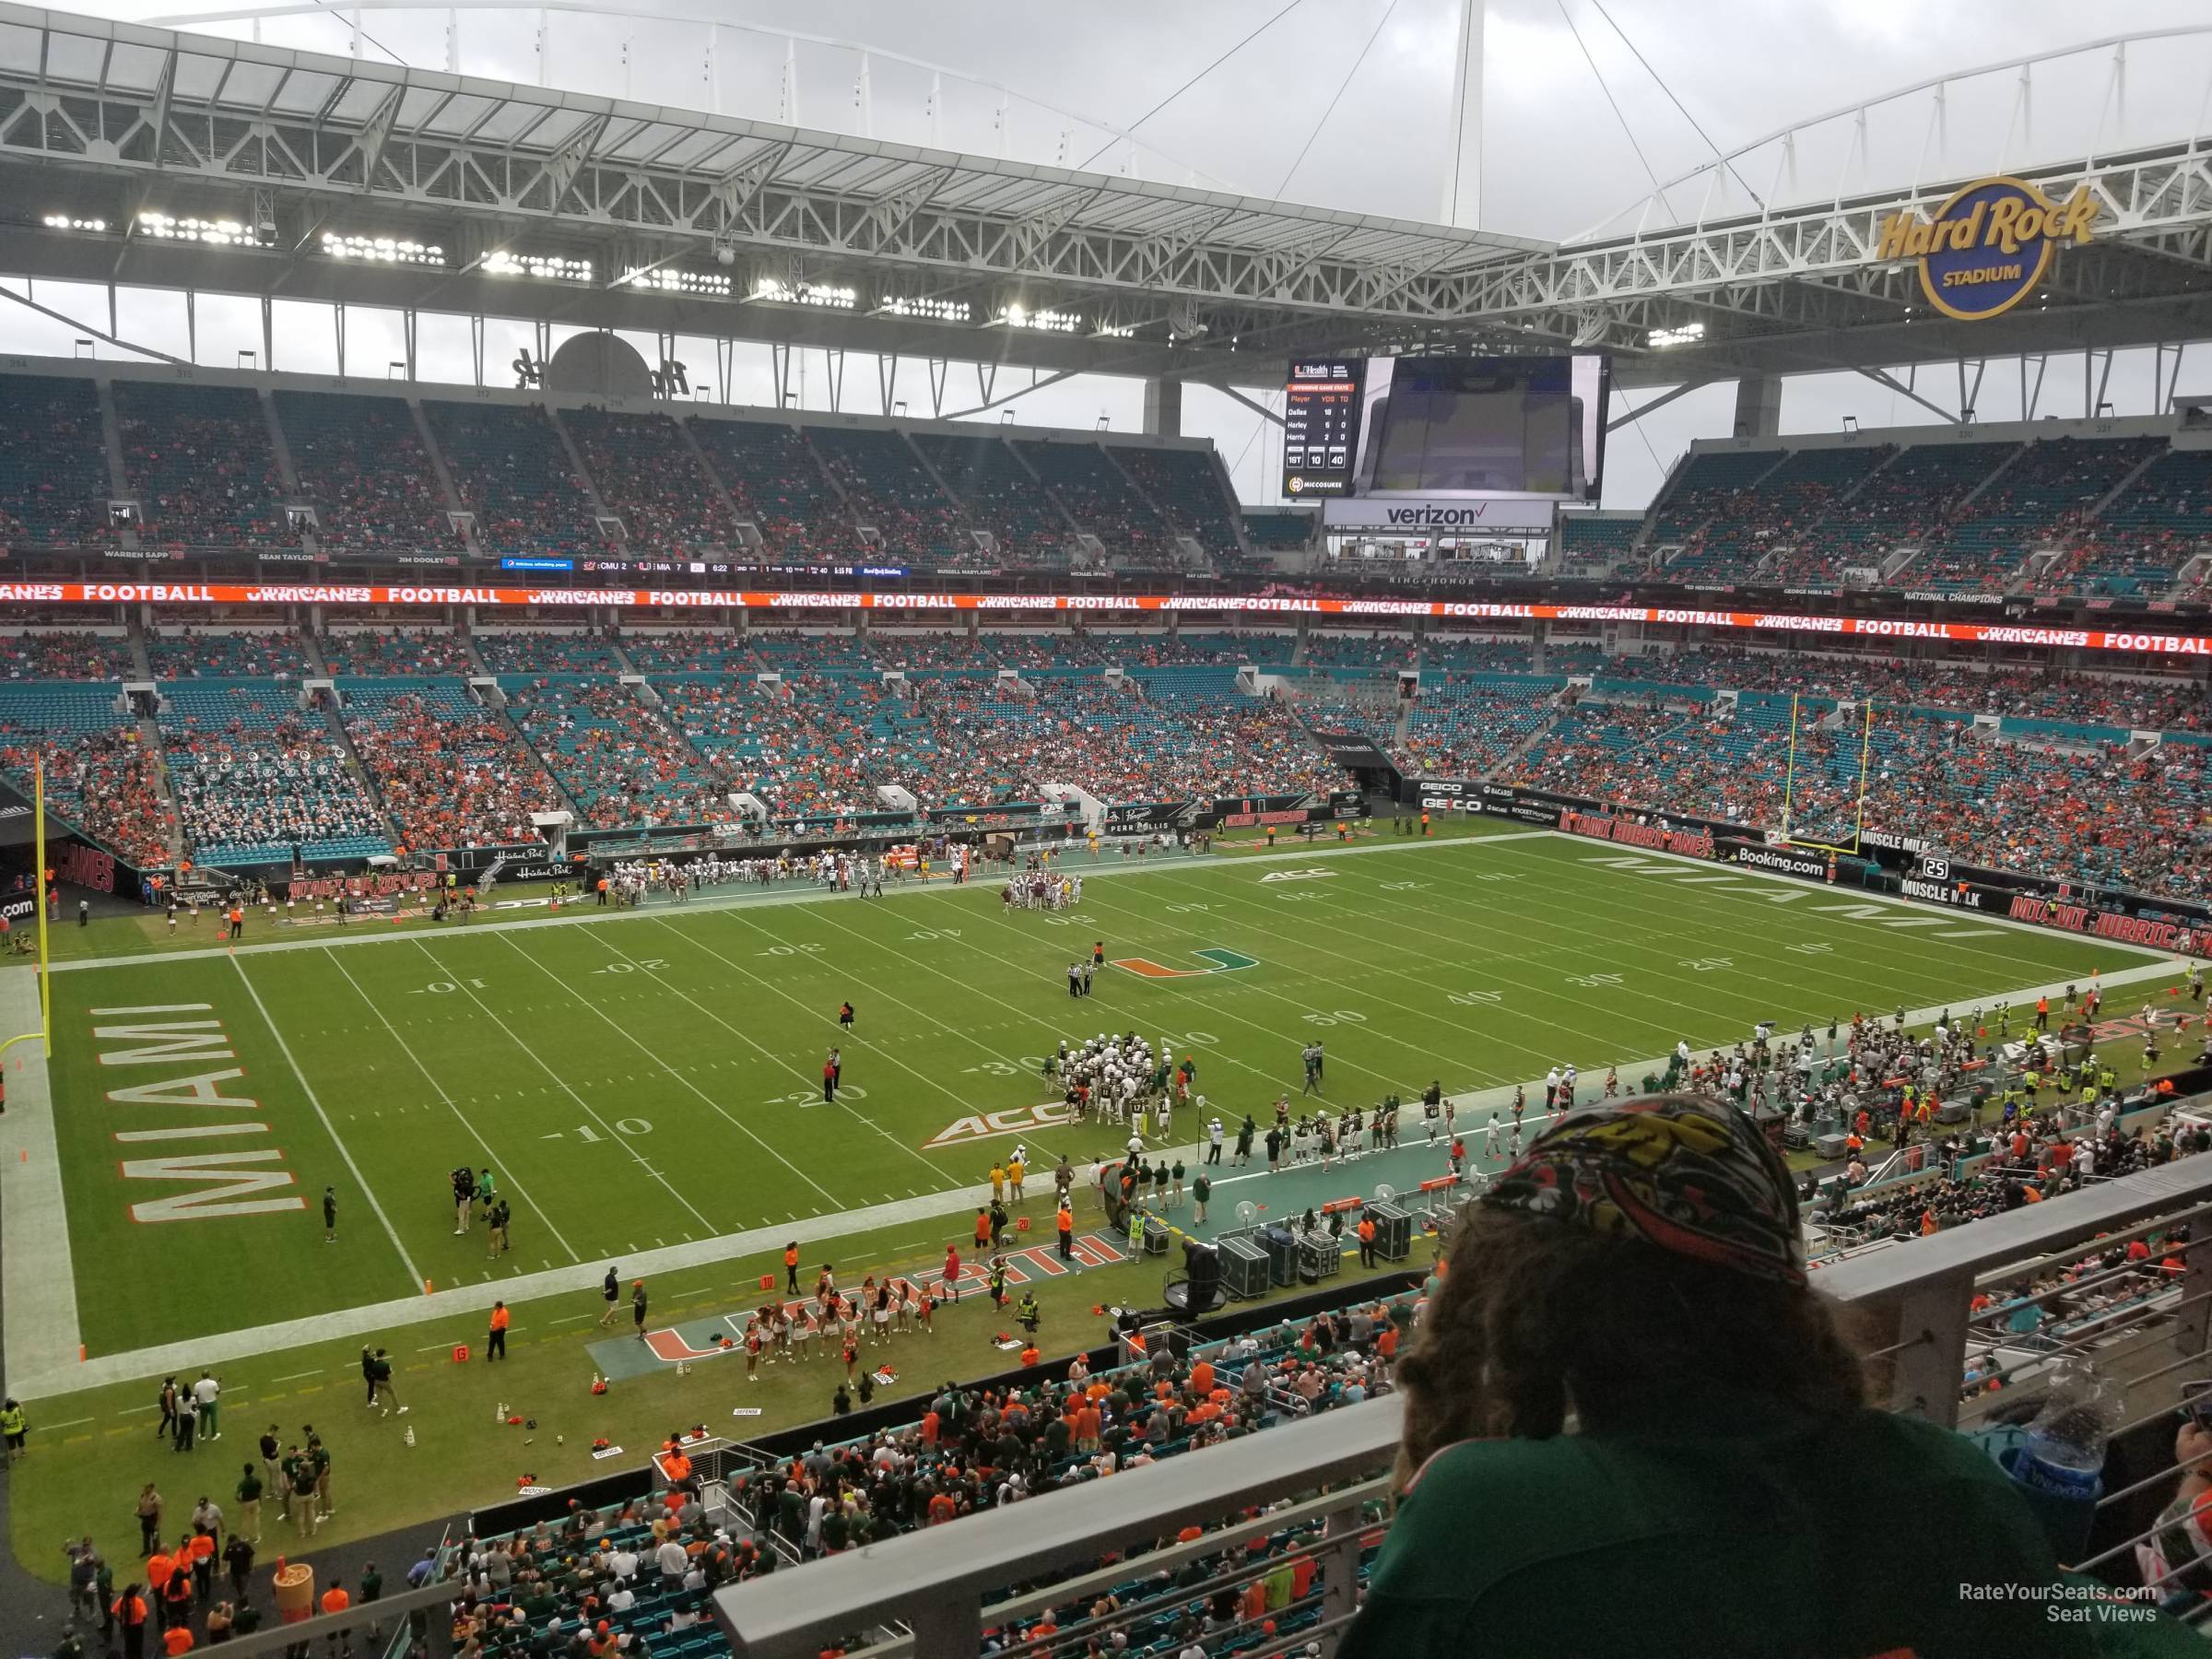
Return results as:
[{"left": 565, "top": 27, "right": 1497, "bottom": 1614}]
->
[{"left": 1875, "top": 175, "right": 2100, "bottom": 322}]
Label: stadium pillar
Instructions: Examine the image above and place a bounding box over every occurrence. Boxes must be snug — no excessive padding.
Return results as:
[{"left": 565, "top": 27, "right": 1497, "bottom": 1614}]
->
[
  {"left": 1734, "top": 375, "right": 1783, "bottom": 439},
  {"left": 1441, "top": 0, "right": 1482, "bottom": 228},
  {"left": 1143, "top": 377, "right": 1183, "bottom": 438}
]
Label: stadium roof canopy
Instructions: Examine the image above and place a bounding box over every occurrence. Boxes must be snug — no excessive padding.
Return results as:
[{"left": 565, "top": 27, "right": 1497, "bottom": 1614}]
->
[{"left": 3, "top": 4, "right": 2212, "bottom": 394}]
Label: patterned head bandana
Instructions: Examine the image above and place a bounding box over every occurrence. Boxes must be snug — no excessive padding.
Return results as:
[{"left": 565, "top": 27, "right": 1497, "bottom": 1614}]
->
[{"left": 1480, "top": 1094, "right": 1806, "bottom": 1287}]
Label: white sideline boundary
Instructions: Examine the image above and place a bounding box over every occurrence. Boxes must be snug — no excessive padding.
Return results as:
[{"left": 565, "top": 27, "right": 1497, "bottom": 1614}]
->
[
  {"left": 0, "top": 963, "right": 77, "bottom": 1394},
  {"left": 6, "top": 822, "right": 2188, "bottom": 1397},
  {"left": 46, "top": 830, "right": 1556, "bottom": 977}
]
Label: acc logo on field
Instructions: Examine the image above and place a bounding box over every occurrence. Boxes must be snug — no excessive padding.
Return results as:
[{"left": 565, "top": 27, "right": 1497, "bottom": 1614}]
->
[{"left": 1876, "top": 175, "right": 2100, "bottom": 322}]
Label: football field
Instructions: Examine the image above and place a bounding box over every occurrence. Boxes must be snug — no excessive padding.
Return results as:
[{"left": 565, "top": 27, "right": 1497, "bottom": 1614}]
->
[{"left": 38, "top": 821, "right": 2152, "bottom": 1360}]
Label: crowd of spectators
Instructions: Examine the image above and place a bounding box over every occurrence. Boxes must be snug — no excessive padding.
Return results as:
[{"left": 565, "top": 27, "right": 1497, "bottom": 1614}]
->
[
  {"left": 504, "top": 679, "right": 733, "bottom": 830},
  {"left": 686, "top": 418, "right": 850, "bottom": 562},
  {"left": 276, "top": 391, "right": 460, "bottom": 553},
  {"left": 910, "top": 433, "right": 1071, "bottom": 567},
  {"left": 426, "top": 402, "right": 599, "bottom": 557},
  {"left": 566, "top": 409, "right": 735, "bottom": 555},
  {"left": 0, "top": 375, "right": 112, "bottom": 548},
  {"left": 1012, "top": 439, "right": 1171, "bottom": 562},
  {"left": 808, "top": 429, "right": 974, "bottom": 568},
  {"left": 115, "top": 382, "right": 289, "bottom": 550},
  {"left": 147, "top": 629, "right": 307, "bottom": 680},
  {"left": 0, "top": 700, "right": 173, "bottom": 865},
  {"left": 475, "top": 632, "right": 622, "bottom": 677},
  {"left": 0, "top": 630, "right": 134, "bottom": 681},
  {"left": 159, "top": 685, "right": 387, "bottom": 864},
  {"left": 321, "top": 629, "right": 479, "bottom": 677},
  {"left": 344, "top": 684, "right": 565, "bottom": 852}
]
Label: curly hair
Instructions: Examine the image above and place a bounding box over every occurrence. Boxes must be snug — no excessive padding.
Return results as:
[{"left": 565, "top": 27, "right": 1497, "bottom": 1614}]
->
[{"left": 1394, "top": 1205, "right": 1867, "bottom": 1488}]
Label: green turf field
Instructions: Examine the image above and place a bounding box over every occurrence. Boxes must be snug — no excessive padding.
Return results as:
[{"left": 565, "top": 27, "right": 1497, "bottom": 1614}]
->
[{"left": 42, "top": 823, "right": 2147, "bottom": 1359}]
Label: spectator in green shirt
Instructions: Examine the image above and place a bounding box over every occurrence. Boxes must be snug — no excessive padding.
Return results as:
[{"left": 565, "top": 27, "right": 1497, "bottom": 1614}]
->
[{"left": 1342, "top": 1092, "right": 2194, "bottom": 1659}]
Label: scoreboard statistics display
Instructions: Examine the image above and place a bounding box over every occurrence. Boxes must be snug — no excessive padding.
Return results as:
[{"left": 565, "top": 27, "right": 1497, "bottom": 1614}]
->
[
  {"left": 1283, "top": 353, "right": 1610, "bottom": 504},
  {"left": 1282, "top": 359, "right": 1366, "bottom": 498}
]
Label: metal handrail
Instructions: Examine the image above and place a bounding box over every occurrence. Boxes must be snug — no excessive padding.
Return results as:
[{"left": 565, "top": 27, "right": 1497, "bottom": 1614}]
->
[{"left": 713, "top": 1394, "right": 1402, "bottom": 1659}]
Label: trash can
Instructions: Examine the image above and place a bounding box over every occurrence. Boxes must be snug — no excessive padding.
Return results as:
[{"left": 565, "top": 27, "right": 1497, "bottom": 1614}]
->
[{"left": 274, "top": 1560, "right": 316, "bottom": 1625}]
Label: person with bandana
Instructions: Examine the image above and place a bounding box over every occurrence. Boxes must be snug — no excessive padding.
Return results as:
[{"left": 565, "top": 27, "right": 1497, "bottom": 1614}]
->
[{"left": 1340, "top": 1093, "right": 2194, "bottom": 1659}]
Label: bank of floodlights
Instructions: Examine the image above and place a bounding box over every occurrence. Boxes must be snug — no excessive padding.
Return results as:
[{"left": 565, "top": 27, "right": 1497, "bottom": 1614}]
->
[
  {"left": 322, "top": 232, "right": 445, "bottom": 267},
  {"left": 880, "top": 295, "right": 972, "bottom": 324},
  {"left": 996, "top": 302, "right": 1080, "bottom": 334},
  {"left": 623, "top": 266, "right": 733, "bottom": 298},
  {"left": 751, "top": 277, "right": 858, "bottom": 310},
  {"left": 136, "top": 211, "right": 269, "bottom": 248},
  {"left": 486, "top": 250, "right": 594, "bottom": 281}
]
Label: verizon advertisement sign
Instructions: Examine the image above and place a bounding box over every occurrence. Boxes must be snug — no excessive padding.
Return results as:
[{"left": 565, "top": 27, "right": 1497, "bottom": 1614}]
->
[{"left": 1321, "top": 495, "right": 1555, "bottom": 534}]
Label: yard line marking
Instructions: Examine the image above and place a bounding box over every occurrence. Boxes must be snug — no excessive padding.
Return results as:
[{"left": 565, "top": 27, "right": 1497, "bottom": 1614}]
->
[
  {"left": 623, "top": 929, "right": 951, "bottom": 1185},
  {"left": 492, "top": 931, "right": 843, "bottom": 1211},
  {"left": 273, "top": 1369, "right": 324, "bottom": 1382},
  {"left": 321, "top": 947, "right": 579, "bottom": 1265},
  {"left": 43, "top": 1416, "right": 92, "bottom": 1430},
  {"left": 412, "top": 940, "right": 720, "bottom": 1236},
  {"left": 415, "top": 1342, "right": 450, "bottom": 1353},
  {"left": 231, "top": 957, "right": 425, "bottom": 1297},
  {"left": 548, "top": 1313, "right": 592, "bottom": 1324}
]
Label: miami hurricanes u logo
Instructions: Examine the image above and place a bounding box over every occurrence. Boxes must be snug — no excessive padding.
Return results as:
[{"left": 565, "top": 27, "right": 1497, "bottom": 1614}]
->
[{"left": 1112, "top": 947, "right": 1258, "bottom": 980}]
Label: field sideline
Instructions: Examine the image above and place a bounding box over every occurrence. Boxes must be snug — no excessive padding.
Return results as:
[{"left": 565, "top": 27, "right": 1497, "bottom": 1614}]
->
[{"left": 8, "top": 818, "right": 2163, "bottom": 1393}]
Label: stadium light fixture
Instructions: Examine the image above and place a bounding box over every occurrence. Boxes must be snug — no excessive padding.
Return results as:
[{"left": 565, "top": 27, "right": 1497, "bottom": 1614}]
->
[
  {"left": 136, "top": 211, "right": 269, "bottom": 248},
  {"left": 994, "top": 302, "right": 1080, "bottom": 334},
  {"left": 486, "top": 250, "right": 594, "bottom": 282},
  {"left": 751, "top": 277, "right": 857, "bottom": 310},
  {"left": 41, "top": 215, "right": 108, "bottom": 232},
  {"left": 1645, "top": 322, "right": 1704, "bottom": 348},
  {"left": 878, "top": 295, "right": 971, "bottom": 324},
  {"left": 623, "top": 265, "right": 732, "bottom": 299},
  {"left": 1092, "top": 322, "right": 1138, "bottom": 339},
  {"left": 322, "top": 232, "right": 445, "bottom": 268}
]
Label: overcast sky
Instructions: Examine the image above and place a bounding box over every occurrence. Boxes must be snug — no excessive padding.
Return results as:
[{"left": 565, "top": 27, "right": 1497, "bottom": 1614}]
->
[{"left": 7, "top": 0, "right": 2212, "bottom": 507}]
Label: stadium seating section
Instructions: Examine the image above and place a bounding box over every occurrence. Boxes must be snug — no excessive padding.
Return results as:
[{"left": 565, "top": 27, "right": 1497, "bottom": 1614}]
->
[
  {"left": 1554, "top": 512, "right": 1641, "bottom": 573},
  {"left": 319, "top": 628, "right": 478, "bottom": 677},
  {"left": 276, "top": 390, "right": 460, "bottom": 553},
  {"left": 0, "top": 375, "right": 112, "bottom": 547},
  {"left": 341, "top": 679, "right": 565, "bottom": 852},
  {"left": 1241, "top": 509, "right": 1316, "bottom": 552},
  {"left": 503, "top": 677, "right": 731, "bottom": 830},
  {"left": 1013, "top": 438, "right": 1171, "bottom": 561},
  {"left": 0, "top": 682, "right": 172, "bottom": 865},
  {"left": 148, "top": 629, "right": 308, "bottom": 680},
  {"left": 426, "top": 400, "right": 599, "bottom": 556},
  {"left": 683, "top": 419, "right": 847, "bottom": 561},
  {"left": 11, "top": 371, "right": 2212, "bottom": 601},
  {"left": 1117, "top": 447, "right": 1243, "bottom": 560},
  {"left": 157, "top": 681, "right": 389, "bottom": 865},
  {"left": 437, "top": 1301, "right": 1399, "bottom": 1659},
  {"left": 808, "top": 428, "right": 974, "bottom": 568},
  {"left": 564, "top": 408, "right": 735, "bottom": 555},
  {"left": 0, "top": 630, "right": 134, "bottom": 682},
  {"left": 1648, "top": 449, "right": 1783, "bottom": 545},
  {"left": 115, "top": 381, "right": 288, "bottom": 549},
  {"left": 1669, "top": 445, "right": 1892, "bottom": 584},
  {"left": 909, "top": 432, "right": 1069, "bottom": 567}
]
